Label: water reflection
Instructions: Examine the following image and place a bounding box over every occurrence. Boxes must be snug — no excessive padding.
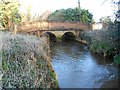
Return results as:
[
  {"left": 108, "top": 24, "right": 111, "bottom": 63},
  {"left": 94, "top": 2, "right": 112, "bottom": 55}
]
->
[{"left": 51, "top": 41, "right": 118, "bottom": 88}]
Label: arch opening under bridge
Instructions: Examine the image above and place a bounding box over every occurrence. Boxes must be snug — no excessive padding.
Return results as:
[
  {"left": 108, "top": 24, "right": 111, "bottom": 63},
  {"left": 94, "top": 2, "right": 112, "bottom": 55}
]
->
[
  {"left": 42, "top": 32, "right": 57, "bottom": 42},
  {"left": 41, "top": 31, "right": 78, "bottom": 42},
  {"left": 61, "top": 32, "right": 76, "bottom": 41}
]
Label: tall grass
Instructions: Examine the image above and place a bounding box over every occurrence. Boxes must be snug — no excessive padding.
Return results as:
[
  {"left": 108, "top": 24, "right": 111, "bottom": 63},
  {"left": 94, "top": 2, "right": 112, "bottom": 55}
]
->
[{"left": 0, "top": 31, "right": 58, "bottom": 88}]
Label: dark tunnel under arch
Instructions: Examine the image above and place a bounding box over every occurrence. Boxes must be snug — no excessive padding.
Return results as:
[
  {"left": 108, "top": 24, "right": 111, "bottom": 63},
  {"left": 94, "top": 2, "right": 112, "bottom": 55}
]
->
[
  {"left": 42, "top": 32, "right": 57, "bottom": 42},
  {"left": 61, "top": 32, "right": 76, "bottom": 41}
]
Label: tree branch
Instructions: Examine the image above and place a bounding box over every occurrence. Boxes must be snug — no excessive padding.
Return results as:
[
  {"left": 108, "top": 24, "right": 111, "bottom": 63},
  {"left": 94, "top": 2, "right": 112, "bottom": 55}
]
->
[{"left": 101, "top": 0, "right": 107, "bottom": 6}]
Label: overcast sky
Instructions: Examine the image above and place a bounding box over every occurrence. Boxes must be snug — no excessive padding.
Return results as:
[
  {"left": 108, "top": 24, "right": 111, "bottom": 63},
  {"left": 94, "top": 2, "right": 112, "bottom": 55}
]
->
[{"left": 19, "top": 0, "right": 116, "bottom": 22}]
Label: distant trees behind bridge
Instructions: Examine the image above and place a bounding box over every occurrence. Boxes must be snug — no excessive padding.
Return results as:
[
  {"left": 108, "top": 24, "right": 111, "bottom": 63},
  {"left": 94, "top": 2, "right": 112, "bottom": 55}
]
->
[{"left": 47, "top": 8, "right": 93, "bottom": 24}]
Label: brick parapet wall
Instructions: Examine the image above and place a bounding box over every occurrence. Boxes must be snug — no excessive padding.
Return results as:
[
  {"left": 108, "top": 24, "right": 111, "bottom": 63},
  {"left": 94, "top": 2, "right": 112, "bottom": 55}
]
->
[{"left": 16, "top": 21, "right": 90, "bottom": 32}]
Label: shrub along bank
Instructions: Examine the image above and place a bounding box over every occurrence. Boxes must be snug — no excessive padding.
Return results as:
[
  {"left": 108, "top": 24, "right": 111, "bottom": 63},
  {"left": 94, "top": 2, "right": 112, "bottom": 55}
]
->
[
  {"left": 79, "top": 21, "right": 120, "bottom": 65},
  {"left": 0, "top": 31, "right": 59, "bottom": 88}
]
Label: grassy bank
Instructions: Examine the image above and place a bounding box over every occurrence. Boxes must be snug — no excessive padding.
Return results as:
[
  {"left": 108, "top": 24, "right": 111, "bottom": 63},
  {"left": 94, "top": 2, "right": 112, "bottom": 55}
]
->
[
  {"left": 0, "top": 31, "right": 59, "bottom": 88},
  {"left": 79, "top": 22, "right": 120, "bottom": 65}
]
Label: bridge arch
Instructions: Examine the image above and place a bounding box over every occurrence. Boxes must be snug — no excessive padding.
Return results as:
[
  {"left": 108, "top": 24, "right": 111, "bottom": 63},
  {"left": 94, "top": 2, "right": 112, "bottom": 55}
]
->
[
  {"left": 61, "top": 32, "right": 76, "bottom": 41},
  {"left": 42, "top": 32, "right": 57, "bottom": 42}
]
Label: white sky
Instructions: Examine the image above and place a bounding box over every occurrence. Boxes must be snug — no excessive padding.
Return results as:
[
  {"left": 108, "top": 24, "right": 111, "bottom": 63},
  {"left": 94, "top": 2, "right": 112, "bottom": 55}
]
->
[{"left": 19, "top": 0, "right": 115, "bottom": 22}]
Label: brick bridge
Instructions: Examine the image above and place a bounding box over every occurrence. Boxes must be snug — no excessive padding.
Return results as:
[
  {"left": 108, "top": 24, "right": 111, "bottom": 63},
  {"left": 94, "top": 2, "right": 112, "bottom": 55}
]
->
[{"left": 16, "top": 21, "right": 90, "bottom": 41}]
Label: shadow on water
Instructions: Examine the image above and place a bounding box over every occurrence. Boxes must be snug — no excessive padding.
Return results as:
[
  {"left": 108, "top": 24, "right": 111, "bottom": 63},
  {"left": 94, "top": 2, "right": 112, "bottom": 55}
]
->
[{"left": 51, "top": 41, "right": 118, "bottom": 88}]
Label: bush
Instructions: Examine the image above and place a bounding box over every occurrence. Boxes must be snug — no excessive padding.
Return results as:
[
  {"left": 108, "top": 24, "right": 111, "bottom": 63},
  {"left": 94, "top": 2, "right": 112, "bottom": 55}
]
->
[
  {"left": 114, "top": 54, "right": 120, "bottom": 65},
  {"left": 79, "top": 21, "right": 120, "bottom": 63},
  {"left": 90, "top": 41, "right": 111, "bottom": 56},
  {"left": 0, "top": 31, "right": 58, "bottom": 88}
]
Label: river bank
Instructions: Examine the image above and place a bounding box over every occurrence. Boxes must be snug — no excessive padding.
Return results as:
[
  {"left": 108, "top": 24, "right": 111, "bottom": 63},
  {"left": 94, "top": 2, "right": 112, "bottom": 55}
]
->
[
  {"left": 0, "top": 31, "right": 59, "bottom": 88},
  {"left": 79, "top": 22, "right": 120, "bottom": 65}
]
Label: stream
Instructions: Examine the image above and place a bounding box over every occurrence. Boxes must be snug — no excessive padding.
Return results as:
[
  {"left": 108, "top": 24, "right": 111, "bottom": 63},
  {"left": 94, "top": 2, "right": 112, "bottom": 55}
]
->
[{"left": 51, "top": 41, "right": 118, "bottom": 88}]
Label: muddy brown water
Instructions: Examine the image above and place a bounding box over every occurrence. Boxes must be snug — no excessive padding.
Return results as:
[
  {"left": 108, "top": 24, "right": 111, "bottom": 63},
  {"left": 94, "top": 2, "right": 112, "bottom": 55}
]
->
[{"left": 51, "top": 41, "right": 118, "bottom": 88}]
